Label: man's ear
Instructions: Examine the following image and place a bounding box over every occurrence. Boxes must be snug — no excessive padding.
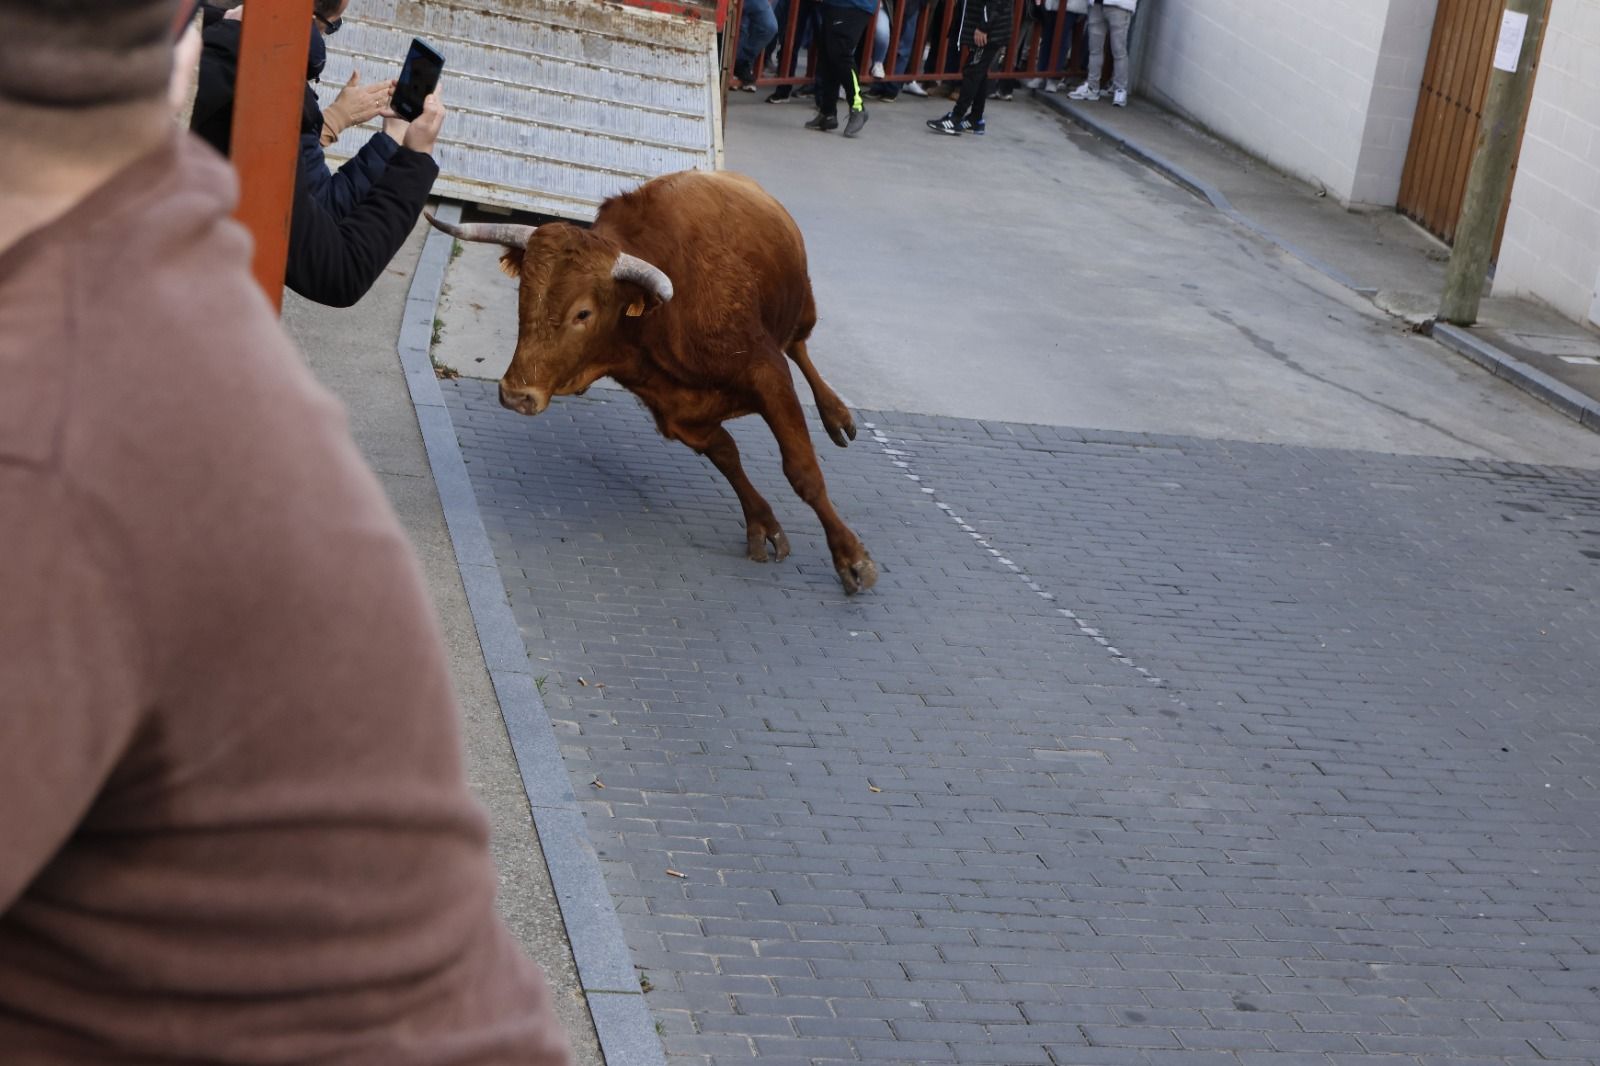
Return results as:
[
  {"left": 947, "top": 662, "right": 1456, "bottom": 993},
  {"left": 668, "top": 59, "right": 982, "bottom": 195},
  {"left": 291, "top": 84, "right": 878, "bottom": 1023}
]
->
[{"left": 498, "top": 248, "right": 526, "bottom": 279}]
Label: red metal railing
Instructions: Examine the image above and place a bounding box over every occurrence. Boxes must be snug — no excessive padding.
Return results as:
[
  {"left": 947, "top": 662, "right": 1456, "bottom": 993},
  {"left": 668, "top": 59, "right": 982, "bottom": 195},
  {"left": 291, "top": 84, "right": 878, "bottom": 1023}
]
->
[
  {"left": 619, "top": 0, "right": 728, "bottom": 26},
  {"left": 724, "top": 0, "right": 1096, "bottom": 95}
]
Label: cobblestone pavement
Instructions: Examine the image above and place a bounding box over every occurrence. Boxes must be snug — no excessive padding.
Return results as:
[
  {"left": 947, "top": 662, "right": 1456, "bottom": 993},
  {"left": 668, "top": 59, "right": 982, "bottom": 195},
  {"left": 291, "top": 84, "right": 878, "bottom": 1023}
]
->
[{"left": 445, "top": 377, "right": 1600, "bottom": 1066}]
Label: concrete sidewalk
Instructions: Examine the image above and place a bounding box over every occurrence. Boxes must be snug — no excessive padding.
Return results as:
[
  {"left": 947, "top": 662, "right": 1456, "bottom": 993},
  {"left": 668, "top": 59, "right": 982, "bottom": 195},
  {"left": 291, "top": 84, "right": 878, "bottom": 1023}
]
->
[{"left": 1037, "top": 89, "right": 1600, "bottom": 432}]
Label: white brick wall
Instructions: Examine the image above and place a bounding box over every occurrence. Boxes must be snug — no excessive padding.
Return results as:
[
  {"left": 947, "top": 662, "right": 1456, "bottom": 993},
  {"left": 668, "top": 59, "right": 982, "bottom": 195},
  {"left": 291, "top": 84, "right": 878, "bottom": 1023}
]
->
[
  {"left": 1351, "top": 2, "right": 1439, "bottom": 204},
  {"left": 1494, "top": 0, "right": 1600, "bottom": 327},
  {"left": 1140, "top": 0, "right": 1438, "bottom": 206}
]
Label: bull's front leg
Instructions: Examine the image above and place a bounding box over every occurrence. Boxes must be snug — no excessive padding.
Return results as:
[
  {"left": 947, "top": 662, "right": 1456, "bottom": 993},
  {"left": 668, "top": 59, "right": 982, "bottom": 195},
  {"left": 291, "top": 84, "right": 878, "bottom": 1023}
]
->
[
  {"left": 756, "top": 374, "right": 878, "bottom": 595},
  {"left": 678, "top": 424, "right": 790, "bottom": 563}
]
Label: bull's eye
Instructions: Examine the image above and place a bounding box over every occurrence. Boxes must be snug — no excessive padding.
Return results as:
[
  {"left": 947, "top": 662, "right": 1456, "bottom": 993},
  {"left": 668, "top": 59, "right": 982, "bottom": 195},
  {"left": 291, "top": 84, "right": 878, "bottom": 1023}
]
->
[{"left": 575, "top": 309, "right": 592, "bottom": 323}]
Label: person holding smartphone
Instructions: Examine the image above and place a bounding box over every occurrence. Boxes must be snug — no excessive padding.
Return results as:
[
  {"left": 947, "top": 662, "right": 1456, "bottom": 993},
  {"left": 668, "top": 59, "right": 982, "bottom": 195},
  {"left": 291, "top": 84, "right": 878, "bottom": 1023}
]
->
[
  {"left": 0, "top": 1, "right": 571, "bottom": 1063},
  {"left": 192, "top": 0, "right": 450, "bottom": 307}
]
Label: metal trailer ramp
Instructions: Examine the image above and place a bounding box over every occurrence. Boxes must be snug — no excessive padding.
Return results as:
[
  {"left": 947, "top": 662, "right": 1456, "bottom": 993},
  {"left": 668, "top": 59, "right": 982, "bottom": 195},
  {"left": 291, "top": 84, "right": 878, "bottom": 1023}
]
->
[{"left": 319, "top": 0, "right": 723, "bottom": 221}]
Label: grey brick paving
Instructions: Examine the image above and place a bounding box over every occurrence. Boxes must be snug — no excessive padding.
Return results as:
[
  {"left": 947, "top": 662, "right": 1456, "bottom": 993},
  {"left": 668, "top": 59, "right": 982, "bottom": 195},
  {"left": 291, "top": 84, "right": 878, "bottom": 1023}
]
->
[{"left": 444, "top": 377, "right": 1600, "bottom": 1065}]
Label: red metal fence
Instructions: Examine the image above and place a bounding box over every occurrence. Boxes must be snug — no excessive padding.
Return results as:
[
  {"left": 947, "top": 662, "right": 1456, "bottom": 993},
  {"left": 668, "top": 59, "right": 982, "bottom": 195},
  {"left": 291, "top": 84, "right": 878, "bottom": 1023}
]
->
[{"left": 722, "top": 0, "right": 1103, "bottom": 95}]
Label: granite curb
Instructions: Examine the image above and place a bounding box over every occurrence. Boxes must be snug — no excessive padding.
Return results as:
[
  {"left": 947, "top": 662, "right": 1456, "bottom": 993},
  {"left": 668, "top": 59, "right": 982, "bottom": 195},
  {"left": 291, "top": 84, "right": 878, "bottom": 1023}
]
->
[{"left": 398, "top": 203, "right": 667, "bottom": 1066}]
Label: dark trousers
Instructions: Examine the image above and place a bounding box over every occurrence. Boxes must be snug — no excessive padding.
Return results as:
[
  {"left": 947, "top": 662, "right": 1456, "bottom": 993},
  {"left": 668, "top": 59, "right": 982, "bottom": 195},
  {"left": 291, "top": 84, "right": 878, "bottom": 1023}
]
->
[
  {"left": 817, "top": 4, "right": 872, "bottom": 117},
  {"left": 951, "top": 39, "right": 1003, "bottom": 122}
]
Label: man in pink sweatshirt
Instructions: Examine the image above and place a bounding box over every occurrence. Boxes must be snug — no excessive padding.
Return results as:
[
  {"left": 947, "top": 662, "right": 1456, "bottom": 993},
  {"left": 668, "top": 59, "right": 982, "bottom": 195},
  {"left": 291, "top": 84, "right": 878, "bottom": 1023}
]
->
[{"left": 0, "top": 3, "right": 573, "bottom": 1063}]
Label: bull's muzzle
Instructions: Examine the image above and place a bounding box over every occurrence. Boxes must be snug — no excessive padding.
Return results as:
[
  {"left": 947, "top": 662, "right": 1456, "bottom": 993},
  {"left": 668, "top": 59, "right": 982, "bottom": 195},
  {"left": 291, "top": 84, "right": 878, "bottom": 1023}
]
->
[{"left": 499, "top": 383, "right": 550, "bottom": 416}]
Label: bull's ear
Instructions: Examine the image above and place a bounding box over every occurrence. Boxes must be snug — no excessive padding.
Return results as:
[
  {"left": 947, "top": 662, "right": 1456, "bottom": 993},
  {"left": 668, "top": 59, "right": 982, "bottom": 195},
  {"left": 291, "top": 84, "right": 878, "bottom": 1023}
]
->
[
  {"left": 498, "top": 248, "right": 526, "bottom": 279},
  {"left": 617, "top": 281, "right": 665, "bottom": 319}
]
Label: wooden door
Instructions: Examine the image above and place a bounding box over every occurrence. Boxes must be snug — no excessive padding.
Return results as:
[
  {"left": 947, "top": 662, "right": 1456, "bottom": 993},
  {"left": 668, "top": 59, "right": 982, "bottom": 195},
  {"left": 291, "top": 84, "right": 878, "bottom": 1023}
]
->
[
  {"left": 1398, "top": 0, "right": 1506, "bottom": 245},
  {"left": 1401, "top": 0, "right": 1536, "bottom": 251}
]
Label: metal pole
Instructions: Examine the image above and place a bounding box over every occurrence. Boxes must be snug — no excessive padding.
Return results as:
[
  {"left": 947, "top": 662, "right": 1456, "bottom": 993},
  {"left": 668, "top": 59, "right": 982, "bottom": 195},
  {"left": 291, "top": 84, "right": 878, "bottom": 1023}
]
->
[
  {"left": 1438, "top": 0, "right": 1549, "bottom": 326},
  {"left": 231, "top": 0, "right": 315, "bottom": 312}
]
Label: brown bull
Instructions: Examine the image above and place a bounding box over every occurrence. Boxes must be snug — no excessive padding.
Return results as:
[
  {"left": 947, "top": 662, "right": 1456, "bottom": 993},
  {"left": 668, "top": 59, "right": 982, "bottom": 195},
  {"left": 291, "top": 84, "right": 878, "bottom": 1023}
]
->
[{"left": 428, "top": 170, "right": 877, "bottom": 594}]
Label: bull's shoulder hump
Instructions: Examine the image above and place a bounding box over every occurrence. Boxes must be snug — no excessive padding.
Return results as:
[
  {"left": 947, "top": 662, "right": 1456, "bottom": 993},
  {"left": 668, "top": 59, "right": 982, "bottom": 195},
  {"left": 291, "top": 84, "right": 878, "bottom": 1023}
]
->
[
  {"left": 699, "top": 170, "right": 761, "bottom": 189},
  {"left": 652, "top": 169, "right": 769, "bottom": 199}
]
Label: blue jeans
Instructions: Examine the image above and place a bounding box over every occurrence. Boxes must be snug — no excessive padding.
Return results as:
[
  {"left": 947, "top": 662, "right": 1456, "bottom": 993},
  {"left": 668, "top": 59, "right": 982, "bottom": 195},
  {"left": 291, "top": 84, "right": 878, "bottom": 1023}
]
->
[
  {"left": 894, "top": 0, "right": 927, "bottom": 74},
  {"left": 873, "top": 4, "right": 890, "bottom": 66},
  {"left": 738, "top": 0, "right": 779, "bottom": 70},
  {"left": 1039, "top": 10, "right": 1077, "bottom": 71}
]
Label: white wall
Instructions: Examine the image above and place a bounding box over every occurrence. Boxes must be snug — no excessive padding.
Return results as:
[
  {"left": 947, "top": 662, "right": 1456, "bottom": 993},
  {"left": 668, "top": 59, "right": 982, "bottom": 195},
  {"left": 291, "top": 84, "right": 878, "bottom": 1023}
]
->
[
  {"left": 1140, "top": 0, "right": 1437, "bottom": 206},
  {"left": 1494, "top": 0, "right": 1600, "bottom": 327},
  {"left": 1350, "top": 2, "right": 1440, "bottom": 204}
]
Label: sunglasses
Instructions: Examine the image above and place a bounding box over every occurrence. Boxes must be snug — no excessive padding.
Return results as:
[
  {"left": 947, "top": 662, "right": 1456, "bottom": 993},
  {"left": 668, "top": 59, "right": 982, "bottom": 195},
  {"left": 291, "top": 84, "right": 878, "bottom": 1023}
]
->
[{"left": 316, "top": 13, "right": 343, "bottom": 34}]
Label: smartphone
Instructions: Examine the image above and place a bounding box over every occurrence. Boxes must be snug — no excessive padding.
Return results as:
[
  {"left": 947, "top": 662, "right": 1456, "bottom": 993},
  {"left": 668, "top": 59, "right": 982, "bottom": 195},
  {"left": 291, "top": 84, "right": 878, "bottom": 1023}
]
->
[{"left": 391, "top": 38, "right": 445, "bottom": 122}]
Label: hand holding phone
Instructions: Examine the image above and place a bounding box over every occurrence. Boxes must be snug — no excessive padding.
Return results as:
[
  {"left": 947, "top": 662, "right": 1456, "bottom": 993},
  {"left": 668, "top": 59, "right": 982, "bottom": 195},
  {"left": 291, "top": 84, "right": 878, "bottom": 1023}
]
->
[
  {"left": 391, "top": 38, "right": 444, "bottom": 122},
  {"left": 402, "top": 92, "right": 446, "bottom": 155}
]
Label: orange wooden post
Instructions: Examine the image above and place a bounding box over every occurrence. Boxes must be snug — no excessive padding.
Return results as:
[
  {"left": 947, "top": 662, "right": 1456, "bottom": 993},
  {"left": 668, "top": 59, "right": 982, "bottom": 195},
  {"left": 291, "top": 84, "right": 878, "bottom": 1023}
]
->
[{"left": 231, "top": 1, "right": 314, "bottom": 311}]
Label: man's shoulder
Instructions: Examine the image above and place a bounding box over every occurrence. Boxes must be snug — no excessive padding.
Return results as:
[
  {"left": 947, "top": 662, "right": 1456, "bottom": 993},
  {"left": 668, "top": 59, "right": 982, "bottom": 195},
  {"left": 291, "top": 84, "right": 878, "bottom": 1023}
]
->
[
  {"left": 0, "top": 134, "right": 319, "bottom": 474},
  {"left": 0, "top": 278, "right": 71, "bottom": 468}
]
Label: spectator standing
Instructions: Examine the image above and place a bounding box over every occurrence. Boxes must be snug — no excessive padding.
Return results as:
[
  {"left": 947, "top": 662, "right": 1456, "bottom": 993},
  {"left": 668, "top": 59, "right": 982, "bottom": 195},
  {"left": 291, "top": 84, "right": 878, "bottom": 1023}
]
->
[
  {"left": 870, "top": 0, "right": 892, "bottom": 80},
  {"left": 1067, "top": 0, "right": 1132, "bottom": 105},
  {"left": 805, "top": 0, "right": 874, "bottom": 137},
  {"left": 763, "top": 0, "right": 818, "bottom": 102},
  {"left": 867, "top": 0, "right": 931, "bottom": 100},
  {"left": 926, "top": 0, "right": 1012, "bottom": 136},
  {"left": 735, "top": 0, "right": 779, "bottom": 88},
  {"left": 1018, "top": 0, "right": 1077, "bottom": 92}
]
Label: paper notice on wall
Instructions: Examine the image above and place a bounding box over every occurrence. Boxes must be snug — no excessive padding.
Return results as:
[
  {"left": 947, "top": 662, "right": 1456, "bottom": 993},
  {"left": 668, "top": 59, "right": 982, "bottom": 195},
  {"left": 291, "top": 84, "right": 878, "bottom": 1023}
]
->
[{"left": 1494, "top": 10, "right": 1529, "bottom": 72}]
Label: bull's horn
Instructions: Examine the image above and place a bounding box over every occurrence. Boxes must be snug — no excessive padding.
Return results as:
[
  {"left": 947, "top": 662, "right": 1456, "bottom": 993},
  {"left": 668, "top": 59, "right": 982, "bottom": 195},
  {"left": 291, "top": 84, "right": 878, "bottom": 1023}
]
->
[
  {"left": 424, "top": 212, "right": 536, "bottom": 249},
  {"left": 612, "top": 252, "right": 674, "bottom": 304}
]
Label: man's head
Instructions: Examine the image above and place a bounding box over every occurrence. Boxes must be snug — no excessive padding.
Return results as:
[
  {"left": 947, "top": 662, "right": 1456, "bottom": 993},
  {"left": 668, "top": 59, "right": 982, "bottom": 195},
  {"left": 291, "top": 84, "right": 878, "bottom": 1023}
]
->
[
  {"left": 0, "top": 0, "right": 184, "bottom": 108},
  {"left": 314, "top": 0, "right": 351, "bottom": 34}
]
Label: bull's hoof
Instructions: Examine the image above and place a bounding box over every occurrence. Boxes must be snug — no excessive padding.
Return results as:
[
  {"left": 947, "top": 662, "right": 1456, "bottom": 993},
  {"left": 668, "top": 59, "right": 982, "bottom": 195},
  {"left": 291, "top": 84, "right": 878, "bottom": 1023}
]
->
[
  {"left": 837, "top": 553, "right": 878, "bottom": 595},
  {"left": 747, "top": 526, "right": 791, "bottom": 563},
  {"left": 821, "top": 402, "right": 857, "bottom": 448}
]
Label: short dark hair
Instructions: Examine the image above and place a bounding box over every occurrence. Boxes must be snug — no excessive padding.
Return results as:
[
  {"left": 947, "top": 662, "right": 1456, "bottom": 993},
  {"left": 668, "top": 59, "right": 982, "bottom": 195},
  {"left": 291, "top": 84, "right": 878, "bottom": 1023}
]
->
[
  {"left": 314, "top": 0, "right": 343, "bottom": 20},
  {"left": 0, "top": 0, "right": 182, "bottom": 107}
]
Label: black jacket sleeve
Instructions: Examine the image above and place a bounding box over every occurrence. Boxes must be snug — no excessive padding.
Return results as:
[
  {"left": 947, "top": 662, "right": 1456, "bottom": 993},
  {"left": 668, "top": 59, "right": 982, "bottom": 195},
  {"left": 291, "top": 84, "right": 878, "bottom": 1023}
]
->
[
  {"left": 304, "top": 132, "right": 402, "bottom": 220},
  {"left": 190, "top": 18, "right": 241, "bottom": 155},
  {"left": 283, "top": 148, "right": 440, "bottom": 308}
]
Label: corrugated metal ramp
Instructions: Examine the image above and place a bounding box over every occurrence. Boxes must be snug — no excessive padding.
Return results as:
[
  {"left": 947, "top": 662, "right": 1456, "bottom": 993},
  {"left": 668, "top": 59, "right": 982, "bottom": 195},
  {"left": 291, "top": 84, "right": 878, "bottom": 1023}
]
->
[{"left": 319, "top": 0, "right": 723, "bottom": 221}]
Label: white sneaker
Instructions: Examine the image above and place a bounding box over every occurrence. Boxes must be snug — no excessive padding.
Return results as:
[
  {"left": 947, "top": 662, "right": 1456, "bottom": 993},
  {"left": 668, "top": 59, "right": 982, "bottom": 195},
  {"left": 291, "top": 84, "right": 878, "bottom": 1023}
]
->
[
  {"left": 1113, "top": 88, "right": 1128, "bottom": 106},
  {"left": 1045, "top": 79, "right": 1062, "bottom": 92},
  {"left": 871, "top": 61, "right": 886, "bottom": 79},
  {"left": 1023, "top": 77, "right": 1043, "bottom": 89},
  {"left": 1066, "top": 83, "right": 1098, "bottom": 101},
  {"left": 904, "top": 80, "right": 928, "bottom": 97}
]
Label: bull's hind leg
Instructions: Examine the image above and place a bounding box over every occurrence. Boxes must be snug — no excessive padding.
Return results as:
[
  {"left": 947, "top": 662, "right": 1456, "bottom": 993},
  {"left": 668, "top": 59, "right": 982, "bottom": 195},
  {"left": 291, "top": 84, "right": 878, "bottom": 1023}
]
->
[
  {"left": 683, "top": 424, "right": 790, "bottom": 563},
  {"left": 785, "top": 339, "right": 856, "bottom": 448},
  {"left": 756, "top": 369, "right": 877, "bottom": 594}
]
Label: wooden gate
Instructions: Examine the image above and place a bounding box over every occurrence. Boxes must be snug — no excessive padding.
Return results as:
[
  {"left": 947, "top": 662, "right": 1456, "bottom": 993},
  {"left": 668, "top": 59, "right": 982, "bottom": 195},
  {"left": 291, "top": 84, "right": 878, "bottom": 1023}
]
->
[{"left": 1398, "top": 0, "right": 1531, "bottom": 249}]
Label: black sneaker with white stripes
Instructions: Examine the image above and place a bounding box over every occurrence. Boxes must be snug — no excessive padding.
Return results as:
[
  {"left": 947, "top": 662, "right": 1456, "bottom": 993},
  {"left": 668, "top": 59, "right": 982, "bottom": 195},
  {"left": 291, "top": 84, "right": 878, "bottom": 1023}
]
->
[{"left": 926, "top": 113, "right": 962, "bottom": 136}]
